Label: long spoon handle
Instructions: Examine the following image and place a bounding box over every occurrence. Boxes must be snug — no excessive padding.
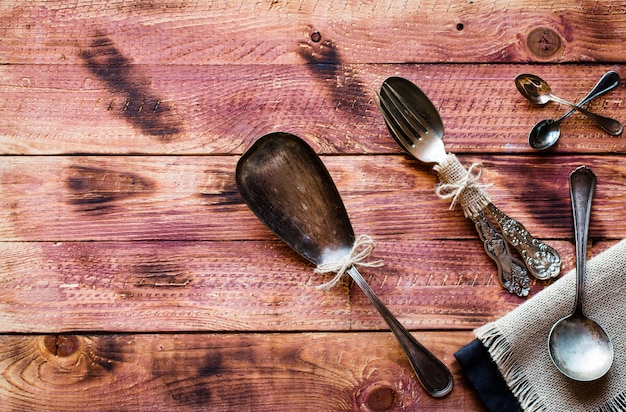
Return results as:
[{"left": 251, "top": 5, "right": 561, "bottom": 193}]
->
[
  {"left": 347, "top": 266, "right": 454, "bottom": 398},
  {"left": 486, "top": 203, "right": 562, "bottom": 280},
  {"left": 550, "top": 94, "right": 623, "bottom": 136},
  {"left": 555, "top": 71, "right": 620, "bottom": 125},
  {"left": 569, "top": 166, "right": 596, "bottom": 315}
]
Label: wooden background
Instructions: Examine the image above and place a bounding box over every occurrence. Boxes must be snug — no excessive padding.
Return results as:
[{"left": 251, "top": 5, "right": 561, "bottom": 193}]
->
[{"left": 1, "top": 1, "right": 625, "bottom": 410}]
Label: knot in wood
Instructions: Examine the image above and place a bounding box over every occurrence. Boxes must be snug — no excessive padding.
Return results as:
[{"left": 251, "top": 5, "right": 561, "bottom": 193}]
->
[
  {"left": 364, "top": 385, "right": 397, "bottom": 411},
  {"left": 43, "top": 335, "right": 80, "bottom": 357},
  {"left": 526, "top": 27, "right": 562, "bottom": 59}
]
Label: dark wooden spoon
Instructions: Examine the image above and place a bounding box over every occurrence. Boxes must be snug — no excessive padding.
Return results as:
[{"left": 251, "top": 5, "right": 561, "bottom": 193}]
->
[{"left": 236, "top": 132, "right": 453, "bottom": 397}]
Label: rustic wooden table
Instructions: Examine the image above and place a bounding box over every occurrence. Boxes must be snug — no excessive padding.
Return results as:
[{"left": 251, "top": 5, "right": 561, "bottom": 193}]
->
[{"left": 1, "top": 1, "right": 625, "bottom": 410}]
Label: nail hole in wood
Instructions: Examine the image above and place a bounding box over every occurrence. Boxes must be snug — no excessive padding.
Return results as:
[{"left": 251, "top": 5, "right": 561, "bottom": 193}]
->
[{"left": 310, "top": 30, "right": 322, "bottom": 43}]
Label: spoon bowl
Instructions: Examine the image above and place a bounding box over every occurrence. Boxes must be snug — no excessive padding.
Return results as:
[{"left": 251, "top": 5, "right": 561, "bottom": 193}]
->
[
  {"left": 528, "top": 119, "right": 562, "bottom": 151},
  {"left": 516, "top": 74, "right": 553, "bottom": 105},
  {"left": 527, "top": 71, "right": 621, "bottom": 150},
  {"left": 236, "top": 132, "right": 454, "bottom": 397},
  {"left": 549, "top": 314, "right": 613, "bottom": 381},
  {"left": 516, "top": 73, "right": 623, "bottom": 137},
  {"left": 548, "top": 166, "right": 613, "bottom": 381}
]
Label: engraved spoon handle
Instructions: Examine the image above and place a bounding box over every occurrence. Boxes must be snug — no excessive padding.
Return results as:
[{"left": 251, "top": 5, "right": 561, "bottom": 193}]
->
[
  {"left": 471, "top": 211, "right": 530, "bottom": 296},
  {"left": 569, "top": 166, "right": 596, "bottom": 315},
  {"left": 347, "top": 266, "right": 453, "bottom": 398},
  {"left": 485, "top": 203, "right": 561, "bottom": 280}
]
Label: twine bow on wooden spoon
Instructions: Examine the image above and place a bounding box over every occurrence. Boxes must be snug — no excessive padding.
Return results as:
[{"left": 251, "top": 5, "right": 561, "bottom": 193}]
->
[{"left": 314, "top": 234, "right": 384, "bottom": 290}]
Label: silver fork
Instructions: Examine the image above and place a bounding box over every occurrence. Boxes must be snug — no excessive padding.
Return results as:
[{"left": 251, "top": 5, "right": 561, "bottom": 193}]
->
[
  {"left": 377, "top": 76, "right": 561, "bottom": 291},
  {"left": 377, "top": 85, "right": 529, "bottom": 295}
]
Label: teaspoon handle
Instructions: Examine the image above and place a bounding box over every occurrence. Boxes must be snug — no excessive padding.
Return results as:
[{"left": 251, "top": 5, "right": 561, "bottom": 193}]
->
[
  {"left": 485, "top": 203, "right": 562, "bottom": 280},
  {"left": 550, "top": 94, "right": 623, "bottom": 136},
  {"left": 347, "top": 266, "right": 453, "bottom": 398},
  {"left": 569, "top": 166, "right": 596, "bottom": 315},
  {"left": 555, "top": 71, "right": 621, "bottom": 124}
]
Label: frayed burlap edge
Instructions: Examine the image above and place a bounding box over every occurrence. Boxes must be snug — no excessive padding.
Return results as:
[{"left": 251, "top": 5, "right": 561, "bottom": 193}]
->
[{"left": 474, "top": 323, "right": 547, "bottom": 412}]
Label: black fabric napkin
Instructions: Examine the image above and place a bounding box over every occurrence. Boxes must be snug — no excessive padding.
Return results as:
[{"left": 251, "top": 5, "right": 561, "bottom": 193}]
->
[{"left": 455, "top": 339, "right": 521, "bottom": 412}]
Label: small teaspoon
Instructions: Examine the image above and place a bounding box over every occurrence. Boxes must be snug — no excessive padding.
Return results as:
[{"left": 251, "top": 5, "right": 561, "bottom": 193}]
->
[
  {"left": 527, "top": 71, "right": 621, "bottom": 150},
  {"left": 516, "top": 73, "right": 623, "bottom": 137}
]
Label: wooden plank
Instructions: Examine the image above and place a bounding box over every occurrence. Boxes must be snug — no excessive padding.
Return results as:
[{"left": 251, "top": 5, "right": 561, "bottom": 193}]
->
[
  {"left": 0, "top": 332, "right": 483, "bottom": 411},
  {"left": 1, "top": 155, "right": 624, "bottom": 243},
  {"left": 1, "top": 1, "right": 626, "bottom": 65},
  {"left": 0, "top": 240, "right": 350, "bottom": 333},
  {"left": 0, "top": 239, "right": 617, "bottom": 333},
  {"left": 0, "top": 64, "right": 624, "bottom": 154}
]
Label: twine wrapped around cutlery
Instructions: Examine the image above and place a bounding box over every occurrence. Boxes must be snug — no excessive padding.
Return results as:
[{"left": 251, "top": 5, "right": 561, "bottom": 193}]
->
[
  {"left": 314, "top": 234, "right": 384, "bottom": 290},
  {"left": 434, "top": 153, "right": 492, "bottom": 218}
]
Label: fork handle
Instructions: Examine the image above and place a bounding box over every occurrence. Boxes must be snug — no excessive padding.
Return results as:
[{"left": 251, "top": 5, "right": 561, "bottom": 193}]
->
[
  {"left": 347, "top": 266, "right": 454, "bottom": 398},
  {"left": 471, "top": 211, "right": 530, "bottom": 296},
  {"left": 435, "top": 154, "right": 561, "bottom": 281},
  {"left": 485, "top": 203, "right": 561, "bottom": 280}
]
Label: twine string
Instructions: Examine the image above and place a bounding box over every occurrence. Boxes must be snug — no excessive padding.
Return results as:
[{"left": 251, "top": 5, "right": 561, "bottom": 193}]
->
[
  {"left": 435, "top": 162, "right": 491, "bottom": 211},
  {"left": 314, "top": 234, "right": 383, "bottom": 290}
]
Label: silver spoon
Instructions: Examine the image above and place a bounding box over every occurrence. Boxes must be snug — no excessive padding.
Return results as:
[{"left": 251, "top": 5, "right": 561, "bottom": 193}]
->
[
  {"left": 236, "top": 132, "right": 454, "bottom": 397},
  {"left": 516, "top": 73, "right": 623, "bottom": 137},
  {"left": 548, "top": 166, "right": 613, "bottom": 381},
  {"left": 528, "top": 71, "right": 621, "bottom": 150}
]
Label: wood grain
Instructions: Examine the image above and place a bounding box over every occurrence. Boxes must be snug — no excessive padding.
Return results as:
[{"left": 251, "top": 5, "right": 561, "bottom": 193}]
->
[
  {"left": 0, "top": 239, "right": 591, "bottom": 333},
  {"left": 1, "top": 155, "right": 624, "bottom": 242},
  {"left": 0, "top": 64, "right": 624, "bottom": 154},
  {"left": 0, "top": 238, "right": 619, "bottom": 333},
  {"left": 0, "top": 332, "right": 482, "bottom": 411},
  {"left": 1, "top": 0, "right": 625, "bottom": 409},
  {"left": 2, "top": 0, "right": 626, "bottom": 65}
]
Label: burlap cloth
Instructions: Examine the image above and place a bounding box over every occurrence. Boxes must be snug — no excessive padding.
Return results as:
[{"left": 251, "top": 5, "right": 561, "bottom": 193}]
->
[
  {"left": 433, "top": 153, "right": 492, "bottom": 218},
  {"left": 473, "top": 238, "right": 626, "bottom": 411}
]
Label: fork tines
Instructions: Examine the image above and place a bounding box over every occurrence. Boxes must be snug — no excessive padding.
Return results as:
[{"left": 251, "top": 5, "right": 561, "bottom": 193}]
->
[{"left": 376, "top": 82, "right": 428, "bottom": 151}]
